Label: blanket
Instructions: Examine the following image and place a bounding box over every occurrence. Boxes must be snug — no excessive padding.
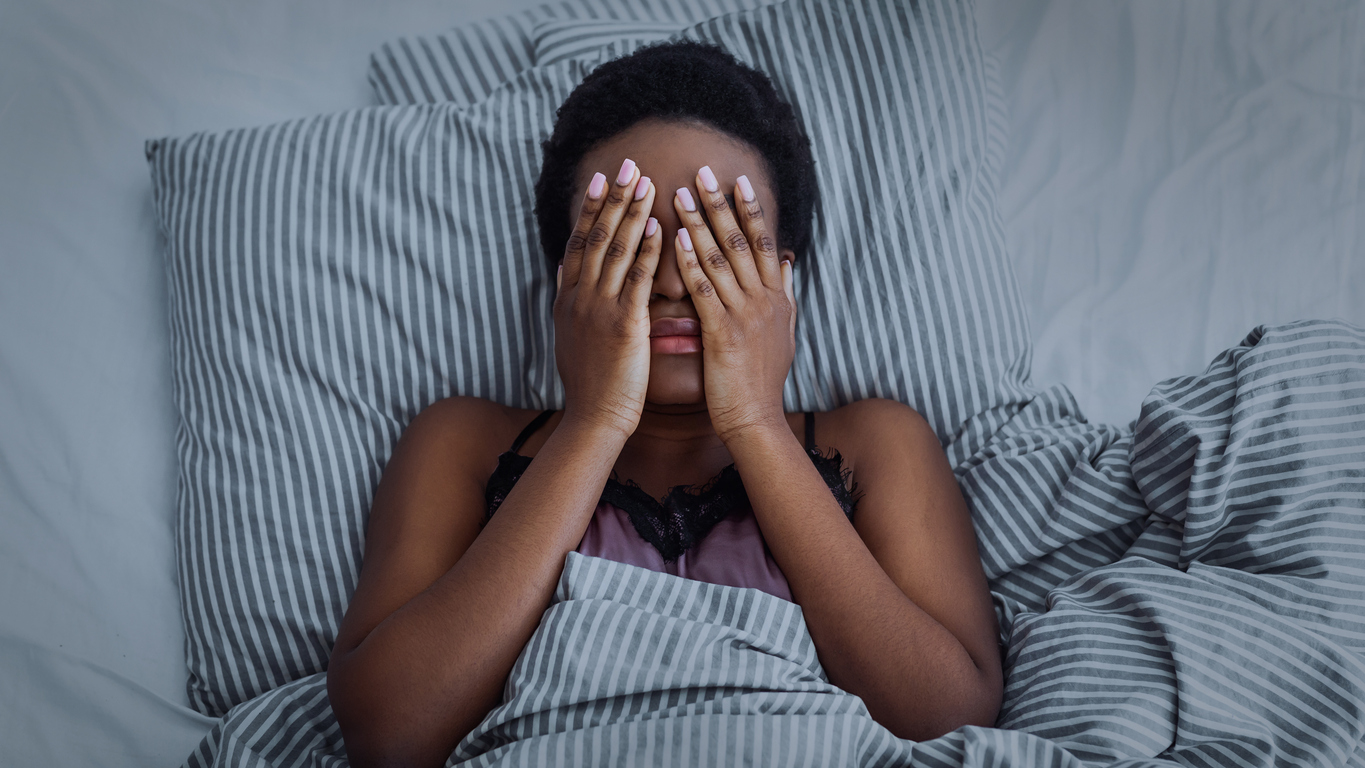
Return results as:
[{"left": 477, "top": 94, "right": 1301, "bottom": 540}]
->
[{"left": 185, "top": 320, "right": 1365, "bottom": 767}]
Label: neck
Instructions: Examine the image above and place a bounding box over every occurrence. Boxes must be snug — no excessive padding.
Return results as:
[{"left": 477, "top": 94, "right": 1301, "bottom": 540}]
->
[
  {"left": 612, "top": 402, "right": 733, "bottom": 494},
  {"left": 626, "top": 403, "right": 727, "bottom": 460}
]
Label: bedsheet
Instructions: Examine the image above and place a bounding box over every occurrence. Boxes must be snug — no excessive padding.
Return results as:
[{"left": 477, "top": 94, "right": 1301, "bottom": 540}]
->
[
  {"left": 0, "top": 0, "right": 544, "bottom": 764},
  {"left": 184, "top": 321, "right": 1365, "bottom": 767},
  {"left": 2, "top": 0, "right": 1363, "bottom": 765},
  {"left": 978, "top": 0, "right": 1365, "bottom": 426}
]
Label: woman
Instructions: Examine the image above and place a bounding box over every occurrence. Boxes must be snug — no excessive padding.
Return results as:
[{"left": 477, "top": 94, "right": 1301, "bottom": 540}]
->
[{"left": 327, "top": 41, "right": 1002, "bottom": 766}]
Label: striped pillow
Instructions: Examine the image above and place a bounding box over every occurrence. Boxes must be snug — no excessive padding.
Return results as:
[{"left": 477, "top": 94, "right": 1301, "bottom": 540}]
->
[
  {"left": 149, "top": 0, "right": 1032, "bottom": 716},
  {"left": 532, "top": 19, "right": 683, "bottom": 66},
  {"left": 369, "top": 0, "right": 778, "bottom": 105}
]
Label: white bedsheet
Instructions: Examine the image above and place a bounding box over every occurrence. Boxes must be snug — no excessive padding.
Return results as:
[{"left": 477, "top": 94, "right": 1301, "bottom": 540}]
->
[
  {"left": 0, "top": 0, "right": 544, "bottom": 763},
  {"left": 979, "top": 0, "right": 1365, "bottom": 426},
  {"left": 1, "top": 0, "right": 1360, "bottom": 764}
]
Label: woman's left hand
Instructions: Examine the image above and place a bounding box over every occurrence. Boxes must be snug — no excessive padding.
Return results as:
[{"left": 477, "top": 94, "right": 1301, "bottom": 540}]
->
[{"left": 673, "top": 167, "right": 796, "bottom": 444}]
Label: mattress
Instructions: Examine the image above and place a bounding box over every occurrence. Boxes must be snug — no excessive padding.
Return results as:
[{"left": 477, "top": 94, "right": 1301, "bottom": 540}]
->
[{"left": 0, "top": 0, "right": 1360, "bottom": 763}]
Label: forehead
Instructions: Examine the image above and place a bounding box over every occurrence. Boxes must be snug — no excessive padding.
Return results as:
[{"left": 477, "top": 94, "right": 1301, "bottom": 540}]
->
[{"left": 573, "top": 118, "right": 777, "bottom": 210}]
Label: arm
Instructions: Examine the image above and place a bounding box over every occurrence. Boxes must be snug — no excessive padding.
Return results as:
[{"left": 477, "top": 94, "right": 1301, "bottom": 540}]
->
[
  {"left": 326, "top": 400, "right": 627, "bottom": 768},
  {"left": 670, "top": 168, "right": 1000, "bottom": 740},
  {"left": 727, "top": 402, "right": 1002, "bottom": 739},
  {"left": 328, "top": 161, "right": 662, "bottom": 768}
]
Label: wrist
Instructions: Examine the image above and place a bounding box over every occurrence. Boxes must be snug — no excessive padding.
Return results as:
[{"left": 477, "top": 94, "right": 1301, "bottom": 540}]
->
[
  {"left": 714, "top": 407, "right": 792, "bottom": 449},
  {"left": 558, "top": 407, "right": 637, "bottom": 446}
]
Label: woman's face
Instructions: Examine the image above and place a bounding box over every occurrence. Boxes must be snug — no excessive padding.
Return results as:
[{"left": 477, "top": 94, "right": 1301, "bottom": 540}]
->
[{"left": 570, "top": 119, "right": 794, "bottom": 408}]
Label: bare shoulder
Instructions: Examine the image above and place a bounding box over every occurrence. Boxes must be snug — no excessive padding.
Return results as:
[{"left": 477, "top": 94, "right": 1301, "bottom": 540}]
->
[
  {"left": 817, "top": 398, "right": 939, "bottom": 472},
  {"left": 405, "top": 396, "right": 549, "bottom": 480},
  {"left": 416, "top": 395, "right": 539, "bottom": 441}
]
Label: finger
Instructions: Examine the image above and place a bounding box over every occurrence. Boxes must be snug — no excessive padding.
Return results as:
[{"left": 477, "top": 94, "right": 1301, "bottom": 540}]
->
[
  {"left": 622, "top": 216, "right": 662, "bottom": 309},
  {"left": 734, "top": 174, "right": 783, "bottom": 290},
  {"left": 557, "top": 264, "right": 563, "bottom": 292},
  {"left": 674, "top": 185, "right": 743, "bottom": 307},
  {"left": 694, "top": 166, "right": 762, "bottom": 292},
  {"left": 582, "top": 158, "right": 640, "bottom": 287},
  {"left": 783, "top": 259, "right": 796, "bottom": 339},
  {"left": 599, "top": 175, "right": 655, "bottom": 292},
  {"left": 561, "top": 171, "right": 607, "bottom": 289},
  {"left": 674, "top": 226, "right": 726, "bottom": 324}
]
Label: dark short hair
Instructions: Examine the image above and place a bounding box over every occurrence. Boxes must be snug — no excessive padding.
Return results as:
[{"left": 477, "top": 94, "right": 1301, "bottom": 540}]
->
[{"left": 534, "top": 40, "right": 817, "bottom": 272}]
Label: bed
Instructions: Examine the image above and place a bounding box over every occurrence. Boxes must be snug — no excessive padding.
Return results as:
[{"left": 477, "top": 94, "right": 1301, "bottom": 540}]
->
[{"left": 1, "top": 0, "right": 1360, "bottom": 765}]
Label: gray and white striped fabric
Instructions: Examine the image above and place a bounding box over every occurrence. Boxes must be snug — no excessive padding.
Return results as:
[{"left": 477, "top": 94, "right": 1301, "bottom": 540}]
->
[
  {"left": 368, "top": 0, "right": 782, "bottom": 105},
  {"left": 149, "top": 0, "right": 1029, "bottom": 717},
  {"left": 184, "top": 320, "right": 1365, "bottom": 767}
]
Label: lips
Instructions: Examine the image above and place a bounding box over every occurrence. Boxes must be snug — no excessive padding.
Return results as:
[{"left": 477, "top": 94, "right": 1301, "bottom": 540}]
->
[
  {"left": 649, "top": 317, "right": 702, "bottom": 355},
  {"left": 649, "top": 317, "right": 700, "bottom": 338}
]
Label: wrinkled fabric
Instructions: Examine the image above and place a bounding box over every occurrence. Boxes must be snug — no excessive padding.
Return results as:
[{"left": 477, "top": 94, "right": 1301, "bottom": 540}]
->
[{"left": 187, "top": 321, "right": 1365, "bottom": 768}]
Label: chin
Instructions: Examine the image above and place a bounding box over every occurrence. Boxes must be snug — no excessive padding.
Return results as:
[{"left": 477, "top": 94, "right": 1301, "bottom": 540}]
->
[{"left": 645, "top": 353, "right": 705, "bottom": 406}]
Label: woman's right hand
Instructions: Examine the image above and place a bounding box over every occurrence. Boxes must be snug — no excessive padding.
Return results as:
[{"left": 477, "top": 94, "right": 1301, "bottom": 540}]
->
[{"left": 554, "top": 158, "right": 662, "bottom": 440}]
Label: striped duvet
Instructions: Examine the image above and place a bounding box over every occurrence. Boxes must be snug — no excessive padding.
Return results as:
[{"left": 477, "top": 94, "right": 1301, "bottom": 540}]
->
[{"left": 186, "top": 319, "right": 1365, "bottom": 767}]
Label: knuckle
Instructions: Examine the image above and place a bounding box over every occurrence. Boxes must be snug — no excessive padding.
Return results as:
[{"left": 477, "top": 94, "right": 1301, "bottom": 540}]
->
[
  {"left": 586, "top": 224, "right": 612, "bottom": 246},
  {"left": 694, "top": 280, "right": 716, "bottom": 298},
  {"left": 755, "top": 234, "right": 778, "bottom": 253},
  {"left": 624, "top": 264, "right": 652, "bottom": 287},
  {"left": 605, "top": 188, "right": 628, "bottom": 207},
  {"left": 704, "top": 249, "right": 730, "bottom": 271},
  {"left": 723, "top": 231, "right": 750, "bottom": 253},
  {"left": 744, "top": 201, "right": 764, "bottom": 219},
  {"left": 707, "top": 195, "right": 729, "bottom": 213},
  {"left": 565, "top": 232, "right": 588, "bottom": 254},
  {"left": 604, "top": 240, "right": 629, "bottom": 263}
]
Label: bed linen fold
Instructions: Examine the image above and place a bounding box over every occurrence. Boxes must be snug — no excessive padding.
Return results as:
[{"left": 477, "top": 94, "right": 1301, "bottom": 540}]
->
[{"left": 186, "top": 319, "right": 1365, "bottom": 767}]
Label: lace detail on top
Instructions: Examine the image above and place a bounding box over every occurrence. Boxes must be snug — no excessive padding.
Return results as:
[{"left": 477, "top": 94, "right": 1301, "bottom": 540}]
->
[{"left": 482, "top": 413, "right": 860, "bottom": 563}]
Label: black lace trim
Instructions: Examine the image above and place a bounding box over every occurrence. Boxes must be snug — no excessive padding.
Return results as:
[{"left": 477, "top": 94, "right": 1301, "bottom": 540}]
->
[{"left": 483, "top": 448, "right": 860, "bottom": 562}]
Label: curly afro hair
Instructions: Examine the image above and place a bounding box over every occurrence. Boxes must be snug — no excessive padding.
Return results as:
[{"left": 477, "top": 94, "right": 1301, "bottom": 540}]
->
[{"left": 534, "top": 40, "right": 817, "bottom": 273}]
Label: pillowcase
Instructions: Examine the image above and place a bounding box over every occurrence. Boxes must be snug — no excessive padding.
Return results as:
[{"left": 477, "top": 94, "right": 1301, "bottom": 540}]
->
[
  {"left": 150, "top": 0, "right": 1031, "bottom": 716},
  {"left": 532, "top": 18, "right": 682, "bottom": 66},
  {"left": 368, "top": 0, "right": 778, "bottom": 106}
]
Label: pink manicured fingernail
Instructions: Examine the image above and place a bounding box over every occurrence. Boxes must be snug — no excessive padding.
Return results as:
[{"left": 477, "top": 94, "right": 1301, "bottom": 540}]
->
[
  {"left": 698, "top": 165, "right": 719, "bottom": 193},
  {"left": 676, "top": 187, "right": 696, "bottom": 212},
  {"left": 737, "top": 175, "right": 755, "bottom": 202},
  {"left": 616, "top": 158, "right": 636, "bottom": 186},
  {"left": 588, "top": 172, "right": 606, "bottom": 199},
  {"left": 634, "top": 176, "right": 651, "bottom": 201},
  {"left": 678, "top": 228, "right": 693, "bottom": 252},
  {"left": 645, "top": 217, "right": 658, "bottom": 237}
]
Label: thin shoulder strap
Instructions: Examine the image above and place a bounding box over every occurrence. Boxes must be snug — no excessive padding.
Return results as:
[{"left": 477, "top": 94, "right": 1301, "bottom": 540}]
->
[
  {"left": 511, "top": 409, "right": 556, "bottom": 453},
  {"left": 804, "top": 411, "right": 816, "bottom": 451}
]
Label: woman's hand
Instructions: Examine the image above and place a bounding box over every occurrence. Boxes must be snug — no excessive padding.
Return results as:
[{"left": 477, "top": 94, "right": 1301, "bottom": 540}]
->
[
  {"left": 672, "top": 167, "right": 796, "bottom": 444},
  {"left": 555, "top": 159, "right": 662, "bottom": 440}
]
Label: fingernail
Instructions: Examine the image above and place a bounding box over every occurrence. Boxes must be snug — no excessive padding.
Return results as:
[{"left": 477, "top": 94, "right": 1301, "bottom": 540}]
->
[
  {"left": 678, "top": 228, "right": 693, "bottom": 252},
  {"left": 616, "top": 158, "right": 636, "bottom": 186},
  {"left": 737, "top": 175, "right": 755, "bottom": 202},
  {"left": 645, "top": 217, "right": 658, "bottom": 237},
  {"left": 588, "top": 172, "right": 606, "bottom": 199},
  {"left": 782, "top": 259, "right": 791, "bottom": 268},
  {"left": 698, "top": 165, "right": 718, "bottom": 193},
  {"left": 676, "top": 187, "right": 696, "bottom": 212},
  {"left": 634, "top": 176, "right": 651, "bottom": 201},
  {"left": 556, "top": 264, "right": 563, "bottom": 288}
]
